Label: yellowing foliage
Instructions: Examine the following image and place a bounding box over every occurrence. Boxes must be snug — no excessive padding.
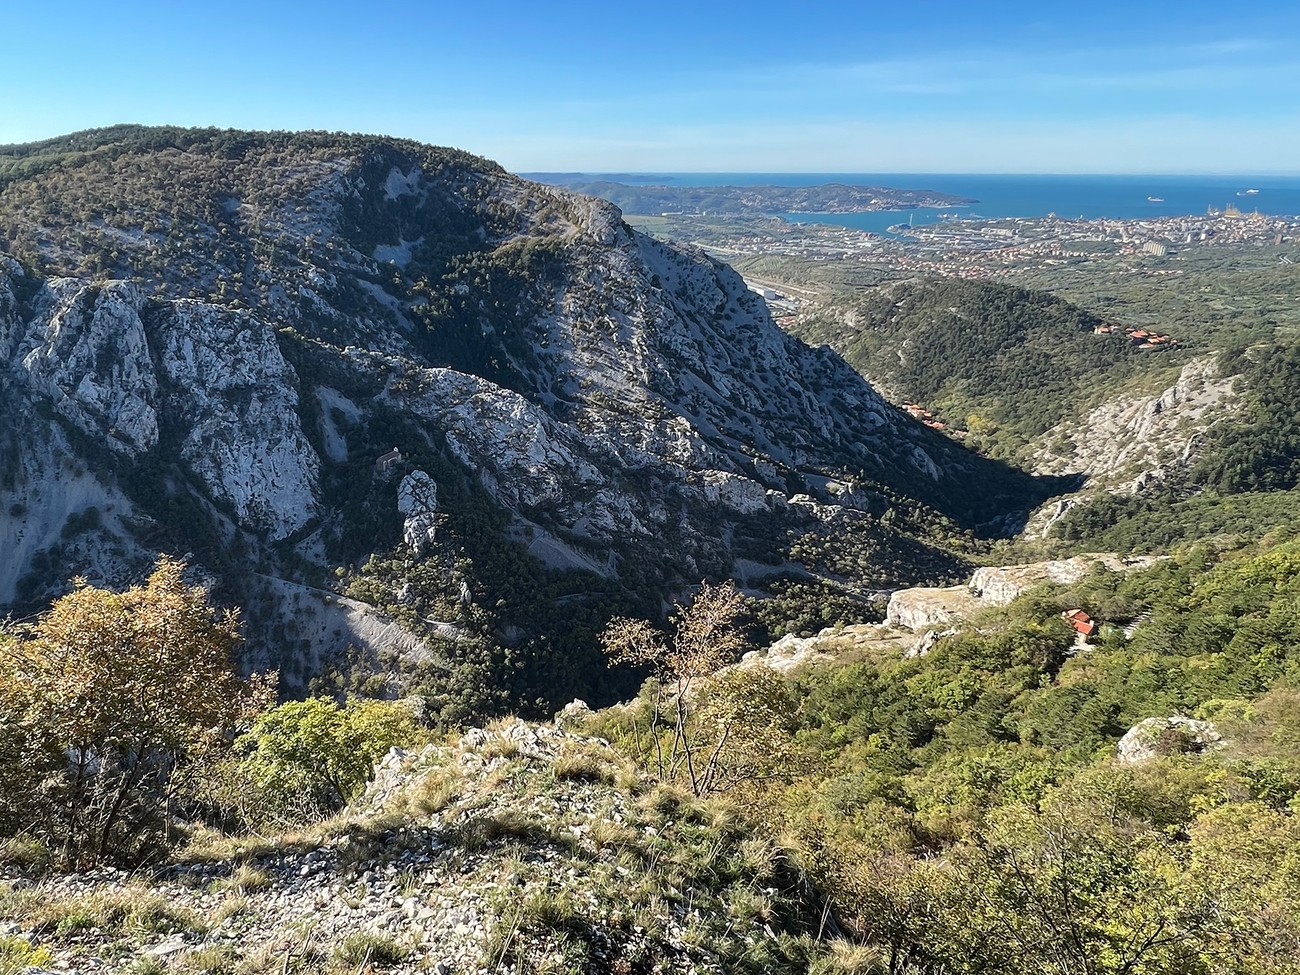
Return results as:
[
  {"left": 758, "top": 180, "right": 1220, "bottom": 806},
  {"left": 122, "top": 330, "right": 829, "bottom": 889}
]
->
[{"left": 0, "top": 558, "right": 269, "bottom": 865}]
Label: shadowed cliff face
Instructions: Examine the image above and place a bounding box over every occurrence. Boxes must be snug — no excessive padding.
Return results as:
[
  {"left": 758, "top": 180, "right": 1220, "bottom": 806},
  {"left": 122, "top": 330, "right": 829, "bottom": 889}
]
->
[{"left": 0, "top": 127, "right": 1050, "bottom": 709}]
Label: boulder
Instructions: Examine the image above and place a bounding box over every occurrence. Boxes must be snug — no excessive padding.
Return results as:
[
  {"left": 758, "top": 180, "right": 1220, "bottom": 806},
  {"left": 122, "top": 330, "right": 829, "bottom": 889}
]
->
[
  {"left": 740, "top": 632, "right": 834, "bottom": 674},
  {"left": 886, "top": 586, "right": 981, "bottom": 630},
  {"left": 701, "top": 470, "right": 769, "bottom": 514},
  {"left": 1117, "top": 716, "right": 1223, "bottom": 764},
  {"left": 556, "top": 698, "right": 595, "bottom": 730}
]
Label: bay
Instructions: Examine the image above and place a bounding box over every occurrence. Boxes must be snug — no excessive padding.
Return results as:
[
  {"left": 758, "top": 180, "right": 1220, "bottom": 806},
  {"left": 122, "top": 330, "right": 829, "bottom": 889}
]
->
[{"left": 556, "top": 172, "right": 1300, "bottom": 234}]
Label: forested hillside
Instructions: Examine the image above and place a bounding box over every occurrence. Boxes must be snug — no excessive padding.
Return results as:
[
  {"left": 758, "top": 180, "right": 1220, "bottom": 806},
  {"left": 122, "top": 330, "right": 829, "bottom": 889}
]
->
[{"left": 788, "top": 278, "right": 1188, "bottom": 461}]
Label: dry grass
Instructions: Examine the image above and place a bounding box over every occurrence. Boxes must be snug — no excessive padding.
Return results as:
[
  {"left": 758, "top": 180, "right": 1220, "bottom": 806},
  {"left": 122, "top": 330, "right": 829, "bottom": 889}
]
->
[
  {"left": 12, "top": 886, "right": 206, "bottom": 940},
  {"left": 215, "top": 864, "right": 271, "bottom": 894},
  {"left": 334, "top": 931, "right": 409, "bottom": 968},
  {"left": 410, "top": 765, "right": 462, "bottom": 815},
  {"left": 552, "top": 747, "right": 618, "bottom": 785},
  {"left": 211, "top": 893, "right": 250, "bottom": 925},
  {"left": 808, "top": 940, "right": 888, "bottom": 975},
  {"left": 176, "top": 823, "right": 333, "bottom": 866},
  {"left": 176, "top": 944, "right": 237, "bottom": 974}
]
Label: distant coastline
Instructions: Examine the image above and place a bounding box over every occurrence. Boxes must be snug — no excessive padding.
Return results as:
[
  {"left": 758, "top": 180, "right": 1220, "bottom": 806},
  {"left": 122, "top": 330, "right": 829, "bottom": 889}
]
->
[
  {"left": 524, "top": 172, "right": 1300, "bottom": 233},
  {"left": 523, "top": 176, "right": 974, "bottom": 217}
]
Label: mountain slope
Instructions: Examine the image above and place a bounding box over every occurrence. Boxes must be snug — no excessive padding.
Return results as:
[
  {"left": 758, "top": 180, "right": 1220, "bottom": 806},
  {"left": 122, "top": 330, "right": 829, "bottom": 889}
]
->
[
  {"left": 787, "top": 277, "right": 1192, "bottom": 462},
  {"left": 0, "top": 127, "right": 1050, "bottom": 713}
]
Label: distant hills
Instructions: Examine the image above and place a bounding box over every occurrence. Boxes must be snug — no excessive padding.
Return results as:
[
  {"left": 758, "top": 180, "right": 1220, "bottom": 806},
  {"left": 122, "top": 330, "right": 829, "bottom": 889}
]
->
[{"left": 523, "top": 177, "right": 974, "bottom": 215}]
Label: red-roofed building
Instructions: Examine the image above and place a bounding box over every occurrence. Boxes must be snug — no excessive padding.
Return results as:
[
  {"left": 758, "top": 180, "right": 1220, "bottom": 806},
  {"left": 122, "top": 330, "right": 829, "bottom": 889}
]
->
[{"left": 1062, "top": 609, "right": 1097, "bottom": 636}]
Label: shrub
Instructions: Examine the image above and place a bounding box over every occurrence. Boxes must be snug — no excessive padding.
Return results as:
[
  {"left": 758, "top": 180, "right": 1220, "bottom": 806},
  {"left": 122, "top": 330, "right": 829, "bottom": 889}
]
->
[
  {"left": 236, "top": 697, "right": 426, "bottom": 821},
  {"left": 334, "top": 932, "right": 408, "bottom": 967}
]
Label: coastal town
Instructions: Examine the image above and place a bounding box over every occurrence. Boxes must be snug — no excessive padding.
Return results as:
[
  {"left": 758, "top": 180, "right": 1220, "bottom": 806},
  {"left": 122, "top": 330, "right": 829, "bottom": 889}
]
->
[{"left": 639, "top": 206, "right": 1300, "bottom": 283}]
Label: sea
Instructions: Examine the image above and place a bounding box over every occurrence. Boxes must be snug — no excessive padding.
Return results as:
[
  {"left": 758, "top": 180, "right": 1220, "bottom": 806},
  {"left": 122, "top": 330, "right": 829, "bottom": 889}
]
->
[{"left": 547, "top": 173, "right": 1300, "bottom": 236}]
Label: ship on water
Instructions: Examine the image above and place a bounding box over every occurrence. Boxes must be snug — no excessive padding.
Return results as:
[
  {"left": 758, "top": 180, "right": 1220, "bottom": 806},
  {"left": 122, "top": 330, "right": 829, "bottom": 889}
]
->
[{"left": 1147, "top": 196, "right": 1164, "bottom": 202}]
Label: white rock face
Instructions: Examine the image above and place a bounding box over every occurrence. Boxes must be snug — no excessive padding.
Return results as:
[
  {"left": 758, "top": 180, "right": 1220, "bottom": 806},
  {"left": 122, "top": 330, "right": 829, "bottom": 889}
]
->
[
  {"left": 397, "top": 470, "right": 439, "bottom": 554},
  {"left": 315, "top": 386, "right": 360, "bottom": 463},
  {"left": 1117, "top": 716, "right": 1223, "bottom": 764},
  {"left": 0, "top": 422, "right": 146, "bottom": 603},
  {"left": 702, "top": 470, "right": 769, "bottom": 514},
  {"left": 17, "top": 281, "right": 159, "bottom": 454},
  {"left": 0, "top": 256, "right": 26, "bottom": 361},
  {"left": 740, "top": 623, "right": 916, "bottom": 674},
  {"left": 884, "top": 553, "right": 1167, "bottom": 631},
  {"left": 1034, "top": 358, "right": 1236, "bottom": 486},
  {"left": 391, "top": 365, "right": 603, "bottom": 510},
  {"left": 158, "top": 301, "right": 319, "bottom": 539},
  {"left": 969, "top": 554, "right": 1165, "bottom": 605},
  {"left": 905, "top": 627, "right": 957, "bottom": 658},
  {"left": 886, "top": 585, "right": 983, "bottom": 630},
  {"left": 740, "top": 632, "right": 834, "bottom": 674}
]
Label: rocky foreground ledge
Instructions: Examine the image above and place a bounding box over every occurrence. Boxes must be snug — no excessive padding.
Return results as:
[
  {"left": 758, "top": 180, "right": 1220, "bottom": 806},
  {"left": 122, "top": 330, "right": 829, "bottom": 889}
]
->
[{"left": 0, "top": 721, "right": 816, "bottom": 974}]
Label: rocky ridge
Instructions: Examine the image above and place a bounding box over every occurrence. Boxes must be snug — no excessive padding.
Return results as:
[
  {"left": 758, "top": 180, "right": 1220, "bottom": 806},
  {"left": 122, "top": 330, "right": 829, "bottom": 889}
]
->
[
  {"left": 1022, "top": 357, "right": 1239, "bottom": 537},
  {"left": 0, "top": 720, "right": 818, "bottom": 974},
  {"left": 737, "top": 553, "right": 1165, "bottom": 673},
  {"left": 884, "top": 553, "right": 1162, "bottom": 631}
]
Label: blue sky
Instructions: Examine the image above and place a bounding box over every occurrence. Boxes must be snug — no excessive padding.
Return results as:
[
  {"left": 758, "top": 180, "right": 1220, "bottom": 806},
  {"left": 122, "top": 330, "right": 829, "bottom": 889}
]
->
[{"left": 2, "top": 1, "right": 1298, "bottom": 173}]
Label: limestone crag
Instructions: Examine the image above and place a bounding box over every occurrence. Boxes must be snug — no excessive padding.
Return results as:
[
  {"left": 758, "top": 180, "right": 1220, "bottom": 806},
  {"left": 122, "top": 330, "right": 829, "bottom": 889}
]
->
[
  {"left": 886, "top": 553, "right": 1165, "bottom": 631},
  {"left": 1033, "top": 358, "right": 1237, "bottom": 489},
  {"left": 969, "top": 554, "right": 1164, "bottom": 605},
  {"left": 158, "top": 301, "right": 319, "bottom": 539},
  {"left": 742, "top": 622, "right": 918, "bottom": 673},
  {"left": 886, "top": 585, "right": 983, "bottom": 630},
  {"left": 17, "top": 280, "right": 159, "bottom": 454},
  {"left": 397, "top": 471, "right": 439, "bottom": 554},
  {"left": 1117, "top": 716, "right": 1223, "bottom": 764}
]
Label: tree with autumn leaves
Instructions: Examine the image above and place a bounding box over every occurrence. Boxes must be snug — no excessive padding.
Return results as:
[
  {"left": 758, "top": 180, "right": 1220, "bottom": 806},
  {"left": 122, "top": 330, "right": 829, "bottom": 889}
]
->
[
  {"left": 0, "top": 558, "right": 270, "bottom": 866},
  {"left": 601, "top": 581, "right": 795, "bottom": 796}
]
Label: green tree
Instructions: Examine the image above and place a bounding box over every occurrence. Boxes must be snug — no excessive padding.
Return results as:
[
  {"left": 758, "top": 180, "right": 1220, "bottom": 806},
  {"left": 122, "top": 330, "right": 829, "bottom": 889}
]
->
[{"left": 235, "top": 696, "right": 425, "bottom": 821}]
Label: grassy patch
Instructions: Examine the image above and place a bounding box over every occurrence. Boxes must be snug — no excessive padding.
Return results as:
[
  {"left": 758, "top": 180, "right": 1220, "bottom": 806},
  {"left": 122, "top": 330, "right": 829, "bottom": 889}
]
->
[
  {"left": 334, "top": 931, "right": 409, "bottom": 968},
  {"left": 16, "top": 888, "right": 205, "bottom": 941}
]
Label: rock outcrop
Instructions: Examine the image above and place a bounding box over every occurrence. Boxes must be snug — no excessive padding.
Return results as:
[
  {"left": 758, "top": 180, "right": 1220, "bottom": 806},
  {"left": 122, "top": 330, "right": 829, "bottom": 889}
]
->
[
  {"left": 1117, "top": 716, "right": 1223, "bottom": 764},
  {"left": 157, "top": 301, "right": 319, "bottom": 539},
  {"left": 1033, "top": 357, "right": 1237, "bottom": 490},
  {"left": 969, "top": 554, "right": 1164, "bottom": 605},
  {"left": 397, "top": 471, "right": 439, "bottom": 555},
  {"left": 886, "top": 585, "right": 983, "bottom": 630},
  {"left": 17, "top": 280, "right": 159, "bottom": 454},
  {"left": 885, "top": 553, "right": 1165, "bottom": 631},
  {"left": 741, "top": 623, "right": 917, "bottom": 673}
]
